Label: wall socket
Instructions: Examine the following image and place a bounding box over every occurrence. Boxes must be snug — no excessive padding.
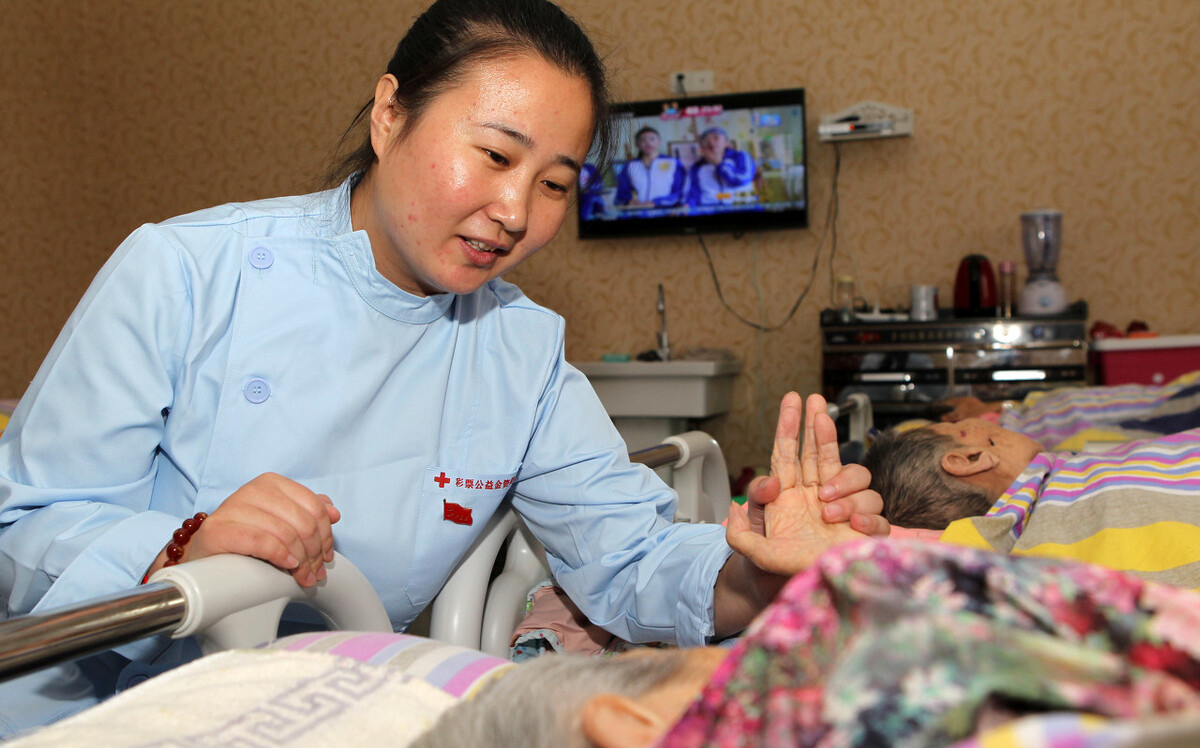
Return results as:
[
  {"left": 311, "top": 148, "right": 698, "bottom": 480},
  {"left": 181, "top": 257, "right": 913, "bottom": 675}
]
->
[{"left": 668, "top": 70, "right": 714, "bottom": 94}]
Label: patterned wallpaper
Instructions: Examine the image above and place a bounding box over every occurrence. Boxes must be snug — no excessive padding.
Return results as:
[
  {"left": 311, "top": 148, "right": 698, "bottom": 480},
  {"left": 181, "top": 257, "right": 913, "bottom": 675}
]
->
[{"left": 2, "top": 0, "right": 1197, "bottom": 474}]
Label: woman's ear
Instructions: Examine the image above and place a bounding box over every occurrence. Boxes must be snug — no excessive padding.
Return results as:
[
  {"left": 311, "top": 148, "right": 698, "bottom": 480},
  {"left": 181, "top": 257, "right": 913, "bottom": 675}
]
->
[
  {"left": 580, "top": 693, "right": 669, "bottom": 748},
  {"left": 941, "top": 446, "right": 1000, "bottom": 478},
  {"left": 368, "top": 74, "right": 403, "bottom": 158}
]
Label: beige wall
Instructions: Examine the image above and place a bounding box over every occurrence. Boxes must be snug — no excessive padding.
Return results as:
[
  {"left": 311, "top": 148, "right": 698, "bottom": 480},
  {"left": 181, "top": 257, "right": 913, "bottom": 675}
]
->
[{"left": 2, "top": 0, "right": 1198, "bottom": 473}]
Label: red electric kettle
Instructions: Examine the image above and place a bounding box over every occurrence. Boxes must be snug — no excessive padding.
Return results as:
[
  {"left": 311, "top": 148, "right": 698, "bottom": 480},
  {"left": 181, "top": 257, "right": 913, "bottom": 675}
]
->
[{"left": 954, "top": 254, "right": 997, "bottom": 317}]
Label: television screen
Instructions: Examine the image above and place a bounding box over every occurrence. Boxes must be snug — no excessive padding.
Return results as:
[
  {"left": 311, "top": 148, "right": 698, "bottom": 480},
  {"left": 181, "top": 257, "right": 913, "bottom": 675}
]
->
[{"left": 578, "top": 88, "right": 808, "bottom": 240}]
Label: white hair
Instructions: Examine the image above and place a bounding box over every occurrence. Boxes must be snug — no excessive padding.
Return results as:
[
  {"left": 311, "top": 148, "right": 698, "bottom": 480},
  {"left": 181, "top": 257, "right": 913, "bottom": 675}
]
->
[{"left": 409, "top": 650, "right": 686, "bottom": 748}]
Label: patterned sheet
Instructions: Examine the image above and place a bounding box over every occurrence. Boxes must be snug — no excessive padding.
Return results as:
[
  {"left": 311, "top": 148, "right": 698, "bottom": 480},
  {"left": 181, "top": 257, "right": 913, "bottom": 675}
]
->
[
  {"left": 658, "top": 538, "right": 1200, "bottom": 748},
  {"left": 265, "top": 630, "right": 513, "bottom": 698},
  {"left": 6, "top": 649, "right": 457, "bottom": 748},
  {"left": 6, "top": 632, "right": 513, "bottom": 747}
]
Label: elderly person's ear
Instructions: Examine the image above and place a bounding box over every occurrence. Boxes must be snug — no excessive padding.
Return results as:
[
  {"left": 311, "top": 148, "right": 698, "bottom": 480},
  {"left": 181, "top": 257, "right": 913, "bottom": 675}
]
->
[
  {"left": 580, "top": 694, "right": 670, "bottom": 748},
  {"left": 941, "top": 447, "right": 1000, "bottom": 477}
]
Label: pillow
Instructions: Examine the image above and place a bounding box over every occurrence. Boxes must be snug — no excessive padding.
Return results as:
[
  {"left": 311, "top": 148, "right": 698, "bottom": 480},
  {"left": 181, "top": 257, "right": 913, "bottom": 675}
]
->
[
  {"left": 7, "top": 649, "right": 457, "bottom": 748},
  {"left": 10, "top": 633, "right": 513, "bottom": 747},
  {"left": 264, "top": 631, "right": 513, "bottom": 698}
]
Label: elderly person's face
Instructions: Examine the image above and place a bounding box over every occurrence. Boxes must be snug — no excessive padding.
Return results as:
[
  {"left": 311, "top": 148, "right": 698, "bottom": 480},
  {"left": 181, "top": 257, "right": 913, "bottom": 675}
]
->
[
  {"left": 699, "top": 131, "right": 728, "bottom": 163},
  {"left": 581, "top": 646, "right": 728, "bottom": 748},
  {"left": 928, "top": 419, "right": 1043, "bottom": 500}
]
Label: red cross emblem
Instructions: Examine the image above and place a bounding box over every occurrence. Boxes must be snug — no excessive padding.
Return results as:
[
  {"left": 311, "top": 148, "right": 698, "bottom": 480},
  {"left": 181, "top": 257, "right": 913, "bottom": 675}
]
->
[{"left": 434, "top": 471, "right": 450, "bottom": 488}]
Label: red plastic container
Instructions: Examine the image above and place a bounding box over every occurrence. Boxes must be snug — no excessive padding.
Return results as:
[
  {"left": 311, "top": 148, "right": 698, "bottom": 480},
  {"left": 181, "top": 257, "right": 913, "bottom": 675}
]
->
[{"left": 1089, "top": 335, "right": 1200, "bottom": 386}]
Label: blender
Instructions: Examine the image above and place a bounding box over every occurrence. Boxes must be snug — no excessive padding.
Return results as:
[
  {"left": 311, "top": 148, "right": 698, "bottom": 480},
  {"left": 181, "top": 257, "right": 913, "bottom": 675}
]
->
[{"left": 1018, "top": 209, "right": 1068, "bottom": 316}]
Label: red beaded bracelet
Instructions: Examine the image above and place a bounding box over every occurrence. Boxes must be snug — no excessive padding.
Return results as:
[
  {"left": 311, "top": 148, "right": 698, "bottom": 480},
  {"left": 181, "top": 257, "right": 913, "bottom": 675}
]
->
[
  {"left": 141, "top": 512, "right": 208, "bottom": 584},
  {"left": 164, "top": 512, "right": 208, "bottom": 567}
]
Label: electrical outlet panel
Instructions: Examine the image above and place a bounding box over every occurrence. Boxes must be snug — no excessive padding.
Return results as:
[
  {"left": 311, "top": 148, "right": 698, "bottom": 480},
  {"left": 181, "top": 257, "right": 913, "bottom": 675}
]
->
[
  {"left": 818, "top": 101, "right": 914, "bottom": 142},
  {"left": 668, "top": 70, "right": 714, "bottom": 94}
]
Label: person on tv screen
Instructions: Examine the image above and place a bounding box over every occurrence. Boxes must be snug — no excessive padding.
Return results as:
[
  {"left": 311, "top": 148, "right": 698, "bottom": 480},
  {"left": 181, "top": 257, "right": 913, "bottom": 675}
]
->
[
  {"left": 685, "top": 127, "right": 757, "bottom": 207},
  {"left": 614, "top": 126, "right": 686, "bottom": 207},
  {"left": 578, "top": 162, "right": 606, "bottom": 221}
]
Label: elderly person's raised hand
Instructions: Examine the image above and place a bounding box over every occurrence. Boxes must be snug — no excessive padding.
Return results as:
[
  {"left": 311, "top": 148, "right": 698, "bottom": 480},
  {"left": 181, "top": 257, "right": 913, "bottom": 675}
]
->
[
  {"left": 714, "top": 392, "right": 887, "bottom": 634},
  {"left": 728, "top": 392, "right": 884, "bottom": 575}
]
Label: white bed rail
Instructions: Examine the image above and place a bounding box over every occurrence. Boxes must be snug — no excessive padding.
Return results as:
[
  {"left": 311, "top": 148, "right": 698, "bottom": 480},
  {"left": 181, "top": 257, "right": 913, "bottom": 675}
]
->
[
  {"left": 828, "top": 392, "right": 873, "bottom": 446},
  {"left": 0, "top": 552, "right": 390, "bottom": 682}
]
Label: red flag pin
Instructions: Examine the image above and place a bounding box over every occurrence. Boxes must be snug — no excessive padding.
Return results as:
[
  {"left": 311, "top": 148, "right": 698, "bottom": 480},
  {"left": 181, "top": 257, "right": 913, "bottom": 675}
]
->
[{"left": 443, "top": 500, "right": 473, "bottom": 526}]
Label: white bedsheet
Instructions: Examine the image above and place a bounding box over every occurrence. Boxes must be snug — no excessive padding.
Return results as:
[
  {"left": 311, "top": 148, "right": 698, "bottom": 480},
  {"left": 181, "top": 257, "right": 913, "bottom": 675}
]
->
[{"left": 8, "top": 649, "right": 456, "bottom": 747}]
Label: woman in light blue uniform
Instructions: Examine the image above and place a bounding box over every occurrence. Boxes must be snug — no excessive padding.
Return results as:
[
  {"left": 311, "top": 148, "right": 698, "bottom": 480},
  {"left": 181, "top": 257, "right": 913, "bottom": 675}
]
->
[
  {"left": 614, "top": 126, "right": 686, "bottom": 207},
  {"left": 0, "top": 0, "right": 886, "bottom": 735}
]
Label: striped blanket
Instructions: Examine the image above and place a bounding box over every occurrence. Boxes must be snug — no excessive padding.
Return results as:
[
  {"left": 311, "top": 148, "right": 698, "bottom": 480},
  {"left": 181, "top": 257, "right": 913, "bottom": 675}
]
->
[
  {"left": 941, "top": 428, "right": 1200, "bottom": 589},
  {"left": 1000, "top": 371, "right": 1200, "bottom": 450}
]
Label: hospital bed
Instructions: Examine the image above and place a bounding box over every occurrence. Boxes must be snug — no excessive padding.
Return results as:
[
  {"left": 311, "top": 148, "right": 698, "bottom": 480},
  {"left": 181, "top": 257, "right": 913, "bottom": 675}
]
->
[
  {"left": 0, "top": 430, "right": 732, "bottom": 679},
  {"left": 12, "top": 404, "right": 1195, "bottom": 748}
]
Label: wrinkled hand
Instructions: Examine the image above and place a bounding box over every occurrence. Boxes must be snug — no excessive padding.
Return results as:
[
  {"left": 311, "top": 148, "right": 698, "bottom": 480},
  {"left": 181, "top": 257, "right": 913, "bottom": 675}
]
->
[
  {"left": 727, "top": 392, "right": 888, "bottom": 577},
  {"left": 181, "top": 473, "right": 340, "bottom": 588}
]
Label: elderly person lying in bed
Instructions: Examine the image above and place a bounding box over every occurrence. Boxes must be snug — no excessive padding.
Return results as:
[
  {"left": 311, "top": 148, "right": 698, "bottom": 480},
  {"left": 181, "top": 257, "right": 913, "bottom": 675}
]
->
[
  {"left": 862, "top": 419, "right": 1042, "bottom": 531},
  {"left": 412, "top": 541, "right": 1200, "bottom": 748},
  {"left": 21, "top": 543, "right": 1200, "bottom": 748},
  {"left": 409, "top": 402, "right": 1200, "bottom": 748},
  {"left": 864, "top": 418, "right": 1200, "bottom": 590},
  {"left": 415, "top": 399, "right": 1200, "bottom": 748}
]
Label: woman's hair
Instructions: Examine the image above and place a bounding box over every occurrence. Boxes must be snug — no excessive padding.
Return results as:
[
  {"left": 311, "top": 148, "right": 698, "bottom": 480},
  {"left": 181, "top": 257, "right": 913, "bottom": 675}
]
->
[
  {"left": 409, "top": 650, "right": 687, "bottom": 748},
  {"left": 862, "top": 427, "right": 995, "bottom": 530},
  {"left": 327, "top": 0, "right": 614, "bottom": 186}
]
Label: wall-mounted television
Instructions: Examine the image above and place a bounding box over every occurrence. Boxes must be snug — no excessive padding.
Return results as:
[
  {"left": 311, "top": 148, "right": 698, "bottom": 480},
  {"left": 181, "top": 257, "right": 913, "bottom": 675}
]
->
[{"left": 578, "top": 87, "right": 808, "bottom": 240}]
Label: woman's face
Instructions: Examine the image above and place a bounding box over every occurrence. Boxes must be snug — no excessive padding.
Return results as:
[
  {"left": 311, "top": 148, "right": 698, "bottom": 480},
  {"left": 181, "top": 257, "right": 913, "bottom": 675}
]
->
[{"left": 354, "top": 54, "right": 594, "bottom": 296}]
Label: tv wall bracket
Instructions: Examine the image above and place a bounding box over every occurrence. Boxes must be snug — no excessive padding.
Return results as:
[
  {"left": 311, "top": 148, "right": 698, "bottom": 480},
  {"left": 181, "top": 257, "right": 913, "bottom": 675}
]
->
[{"left": 817, "top": 101, "right": 914, "bottom": 142}]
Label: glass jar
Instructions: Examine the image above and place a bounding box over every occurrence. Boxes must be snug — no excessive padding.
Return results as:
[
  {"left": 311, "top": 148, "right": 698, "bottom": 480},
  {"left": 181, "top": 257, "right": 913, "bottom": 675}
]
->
[{"left": 835, "top": 275, "right": 855, "bottom": 322}]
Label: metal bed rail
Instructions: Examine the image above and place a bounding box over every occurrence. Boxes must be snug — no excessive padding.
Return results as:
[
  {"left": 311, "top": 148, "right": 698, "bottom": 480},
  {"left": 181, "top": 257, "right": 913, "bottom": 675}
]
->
[
  {"left": 826, "top": 392, "right": 873, "bottom": 446},
  {"left": 0, "top": 583, "right": 184, "bottom": 681},
  {"left": 629, "top": 441, "right": 681, "bottom": 468},
  {"left": 0, "top": 551, "right": 390, "bottom": 683}
]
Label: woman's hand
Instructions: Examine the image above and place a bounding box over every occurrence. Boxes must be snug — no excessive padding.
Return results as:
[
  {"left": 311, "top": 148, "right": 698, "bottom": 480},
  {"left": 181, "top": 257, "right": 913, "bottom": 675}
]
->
[{"left": 148, "top": 473, "right": 340, "bottom": 588}]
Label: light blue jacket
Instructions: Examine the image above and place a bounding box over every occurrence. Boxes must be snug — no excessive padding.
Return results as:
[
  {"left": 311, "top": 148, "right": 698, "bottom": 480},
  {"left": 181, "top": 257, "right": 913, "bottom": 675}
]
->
[{"left": 0, "top": 178, "right": 731, "bottom": 668}]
